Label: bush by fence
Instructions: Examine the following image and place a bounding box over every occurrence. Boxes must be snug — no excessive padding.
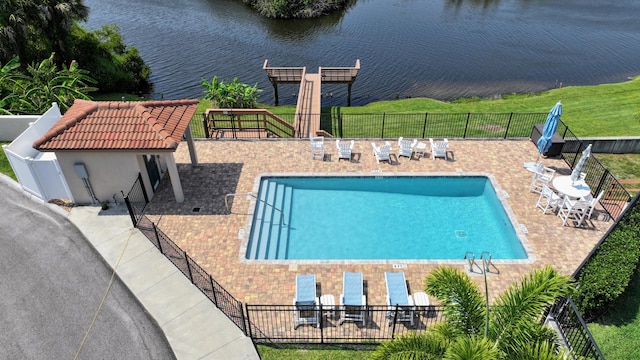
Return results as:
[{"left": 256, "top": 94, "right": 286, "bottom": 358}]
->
[{"left": 572, "top": 193, "right": 640, "bottom": 319}]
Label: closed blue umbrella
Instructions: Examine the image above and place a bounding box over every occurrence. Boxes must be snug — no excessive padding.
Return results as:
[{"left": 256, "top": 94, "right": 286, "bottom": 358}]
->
[
  {"left": 571, "top": 144, "right": 592, "bottom": 183},
  {"left": 537, "top": 101, "right": 562, "bottom": 155}
]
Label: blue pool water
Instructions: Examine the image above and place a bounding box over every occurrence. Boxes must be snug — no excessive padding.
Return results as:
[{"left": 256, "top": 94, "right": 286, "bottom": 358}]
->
[{"left": 245, "top": 175, "right": 527, "bottom": 260}]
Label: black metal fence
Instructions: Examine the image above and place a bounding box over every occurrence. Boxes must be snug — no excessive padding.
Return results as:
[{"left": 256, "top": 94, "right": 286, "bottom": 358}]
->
[
  {"left": 546, "top": 297, "right": 604, "bottom": 359},
  {"left": 557, "top": 121, "right": 632, "bottom": 220},
  {"left": 245, "top": 304, "right": 444, "bottom": 344},
  {"left": 189, "top": 112, "right": 547, "bottom": 139},
  {"left": 133, "top": 214, "right": 246, "bottom": 333},
  {"left": 123, "top": 172, "right": 149, "bottom": 227}
]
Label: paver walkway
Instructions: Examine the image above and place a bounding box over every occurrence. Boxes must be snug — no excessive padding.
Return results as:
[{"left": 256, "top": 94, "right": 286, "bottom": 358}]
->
[{"left": 146, "top": 139, "right": 612, "bottom": 306}]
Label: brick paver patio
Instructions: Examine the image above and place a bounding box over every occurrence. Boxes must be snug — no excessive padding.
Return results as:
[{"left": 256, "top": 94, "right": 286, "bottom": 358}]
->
[{"left": 145, "top": 139, "right": 612, "bottom": 306}]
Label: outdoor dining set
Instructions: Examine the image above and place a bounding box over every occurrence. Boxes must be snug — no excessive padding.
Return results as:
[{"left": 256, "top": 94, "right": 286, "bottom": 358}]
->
[
  {"left": 528, "top": 145, "right": 603, "bottom": 227},
  {"left": 310, "top": 136, "right": 451, "bottom": 163}
]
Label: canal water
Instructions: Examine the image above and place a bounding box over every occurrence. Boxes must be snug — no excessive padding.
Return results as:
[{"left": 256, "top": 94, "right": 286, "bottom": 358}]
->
[{"left": 82, "top": 0, "right": 640, "bottom": 106}]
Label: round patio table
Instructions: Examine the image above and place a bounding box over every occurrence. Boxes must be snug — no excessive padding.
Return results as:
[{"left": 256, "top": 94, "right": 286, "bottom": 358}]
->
[{"left": 552, "top": 175, "right": 591, "bottom": 199}]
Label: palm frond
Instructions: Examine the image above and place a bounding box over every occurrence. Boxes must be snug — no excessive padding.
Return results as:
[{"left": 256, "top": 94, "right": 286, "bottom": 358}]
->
[{"left": 424, "top": 266, "right": 486, "bottom": 336}]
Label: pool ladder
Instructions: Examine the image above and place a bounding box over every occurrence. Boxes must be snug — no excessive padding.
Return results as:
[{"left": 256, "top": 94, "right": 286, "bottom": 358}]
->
[
  {"left": 224, "top": 192, "right": 287, "bottom": 226},
  {"left": 464, "top": 251, "right": 496, "bottom": 274}
]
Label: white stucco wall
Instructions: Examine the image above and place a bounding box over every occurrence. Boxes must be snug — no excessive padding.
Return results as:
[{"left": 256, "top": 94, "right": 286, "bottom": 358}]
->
[{"left": 55, "top": 151, "right": 166, "bottom": 205}]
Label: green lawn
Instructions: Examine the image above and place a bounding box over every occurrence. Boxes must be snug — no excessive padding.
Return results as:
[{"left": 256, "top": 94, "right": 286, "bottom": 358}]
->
[
  {"left": 588, "top": 268, "right": 640, "bottom": 359},
  {"left": 0, "top": 142, "right": 17, "bottom": 181},
  {"left": 257, "top": 344, "right": 373, "bottom": 360},
  {"left": 261, "top": 76, "right": 640, "bottom": 138}
]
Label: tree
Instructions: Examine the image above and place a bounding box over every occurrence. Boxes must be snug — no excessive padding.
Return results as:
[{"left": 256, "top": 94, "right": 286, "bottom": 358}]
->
[
  {"left": 0, "top": 0, "right": 89, "bottom": 67},
  {"left": 370, "top": 266, "right": 574, "bottom": 359},
  {"left": 201, "top": 76, "right": 260, "bottom": 108},
  {"left": 1, "top": 54, "right": 96, "bottom": 114}
]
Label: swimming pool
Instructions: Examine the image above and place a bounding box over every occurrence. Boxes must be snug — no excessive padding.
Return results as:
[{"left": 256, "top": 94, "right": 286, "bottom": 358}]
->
[{"left": 242, "top": 173, "right": 531, "bottom": 262}]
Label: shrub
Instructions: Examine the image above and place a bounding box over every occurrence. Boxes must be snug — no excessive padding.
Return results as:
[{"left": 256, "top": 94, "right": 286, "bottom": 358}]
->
[{"left": 573, "top": 195, "right": 640, "bottom": 319}]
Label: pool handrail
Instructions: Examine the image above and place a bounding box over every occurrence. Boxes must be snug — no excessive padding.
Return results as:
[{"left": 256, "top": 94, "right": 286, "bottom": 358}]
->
[{"left": 224, "top": 192, "right": 287, "bottom": 226}]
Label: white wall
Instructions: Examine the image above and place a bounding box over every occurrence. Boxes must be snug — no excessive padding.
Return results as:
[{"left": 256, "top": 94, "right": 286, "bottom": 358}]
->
[
  {"left": 0, "top": 115, "right": 41, "bottom": 141},
  {"left": 56, "top": 151, "right": 168, "bottom": 205}
]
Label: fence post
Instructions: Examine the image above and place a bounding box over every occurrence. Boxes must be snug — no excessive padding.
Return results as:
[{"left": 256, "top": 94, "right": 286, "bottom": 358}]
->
[
  {"left": 138, "top": 172, "right": 149, "bottom": 204},
  {"left": 239, "top": 302, "right": 248, "bottom": 336},
  {"left": 185, "top": 252, "right": 194, "bottom": 283},
  {"left": 124, "top": 196, "right": 137, "bottom": 227},
  {"left": 504, "top": 113, "right": 513, "bottom": 139},
  {"left": 463, "top": 113, "right": 471, "bottom": 138},
  {"left": 244, "top": 304, "right": 252, "bottom": 338},
  {"left": 594, "top": 168, "right": 610, "bottom": 201},
  {"left": 152, "top": 222, "right": 163, "bottom": 253},
  {"left": 391, "top": 305, "right": 399, "bottom": 339},
  {"left": 381, "top": 113, "right": 386, "bottom": 139},
  {"left": 210, "top": 276, "right": 219, "bottom": 306},
  {"left": 571, "top": 143, "right": 582, "bottom": 168},
  {"left": 422, "top": 112, "right": 428, "bottom": 138},
  {"left": 202, "top": 113, "right": 210, "bottom": 139}
]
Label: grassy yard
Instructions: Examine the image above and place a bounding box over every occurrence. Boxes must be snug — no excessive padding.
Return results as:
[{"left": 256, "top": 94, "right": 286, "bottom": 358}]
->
[
  {"left": 261, "top": 76, "right": 640, "bottom": 138},
  {"left": 0, "top": 142, "right": 17, "bottom": 180},
  {"left": 588, "top": 268, "right": 640, "bottom": 359},
  {"left": 257, "top": 345, "right": 373, "bottom": 360}
]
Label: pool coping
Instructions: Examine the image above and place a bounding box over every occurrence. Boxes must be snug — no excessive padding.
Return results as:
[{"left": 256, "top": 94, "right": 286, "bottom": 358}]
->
[{"left": 238, "top": 171, "right": 536, "bottom": 266}]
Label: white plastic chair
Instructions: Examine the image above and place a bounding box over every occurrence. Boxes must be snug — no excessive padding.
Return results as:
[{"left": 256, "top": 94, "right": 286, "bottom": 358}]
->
[
  {"left": 557, "top": 198, "right": 591, "bottom": 227},
  {"left": 535, "top": 185, "right": 562, "bottom": 214},
  {"left": 336, "top": 139, "right": 355, "bottom": 161},
  {"left": 371, "top": 142, "right": 392, "bottom": 164},
  {"left": 309, "top": 136, "right": 324, "bottom": 160},
  {"left": 582, "top": 190, "right": 604, "bottom": 221},
  {"left": 397, "top": 137, "right": 417, "bottom": 160},
  {"left": 529, "top": 166, "right": 556, "bottom": 194},
  {"left": 429, "top": 138, "right": 449, "bottom": 160}
]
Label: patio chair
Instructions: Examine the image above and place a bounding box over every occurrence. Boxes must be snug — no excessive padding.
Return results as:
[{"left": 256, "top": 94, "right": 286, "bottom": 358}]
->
[
  {"left": 310, "top": 136, "right": 324, "bottom": 160},
  {"left": 535, "top": 184, "right": 562, "bottom": 214},
  {"left": 371, "top": 142, "right": 392, "bottom": 164},
  {"left": 529, "top": 166, "right": 556, "bottom": 194},
  {"left": 397, "top": 137, "right": 417, "bottom": 160},
  {"left": 582, "top": 190, "right": 604, "bottom": 221},
  {"left": 293, "top": 274, "right": 319, "bottom": 329},
  {"left": 384, "top": 272, "right": 415, "bottom": 327},
  {"left": 557, "top": 198, "right": 591, "bottom": 227},
  {"left": 336, "top": 139, "right": 355, "bottom": 161},
  {"left": 339, "top": 272, "right": 366, "bottom": 326},
  {"left": 429, "top": 138, "right": 449, "bottom": 160}
]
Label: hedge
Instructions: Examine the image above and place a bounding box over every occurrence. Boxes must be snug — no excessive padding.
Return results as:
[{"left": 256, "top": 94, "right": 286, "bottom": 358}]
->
[{"left": 573, "top": 195, "right": 640, "bottom": 319}]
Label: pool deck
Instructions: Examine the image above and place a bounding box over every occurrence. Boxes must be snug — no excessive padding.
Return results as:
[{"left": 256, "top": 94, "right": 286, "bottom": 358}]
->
[{"left": 145, "top": 139, "right": 612, "bottom": 305}]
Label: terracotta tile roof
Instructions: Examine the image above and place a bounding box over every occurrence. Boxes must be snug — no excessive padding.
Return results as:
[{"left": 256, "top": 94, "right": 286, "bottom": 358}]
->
[{"left": 33, "top": 99, "right": 199, "bottom": 151}]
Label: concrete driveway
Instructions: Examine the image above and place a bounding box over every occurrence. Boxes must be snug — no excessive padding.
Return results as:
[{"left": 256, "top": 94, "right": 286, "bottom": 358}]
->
[{"left": 0, "top": 176, "right": 175, "bottom": 359}]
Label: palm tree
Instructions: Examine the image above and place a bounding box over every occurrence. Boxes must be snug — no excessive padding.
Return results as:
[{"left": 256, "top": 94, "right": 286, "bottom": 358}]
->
[
  {"left": 0, "top": 0, "right": 89, "bottom": 66},
  {"left": 371, "top": 266, "right": 574, "bottom": 359}
]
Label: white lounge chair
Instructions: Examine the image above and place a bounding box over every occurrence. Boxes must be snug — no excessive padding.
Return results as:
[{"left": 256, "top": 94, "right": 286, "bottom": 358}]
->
[
  {"left": 535, "top": 184, "right": 562, "bottom": 214},
  {"left": 293, "top": 274, "right": 319, "bottom": 329},
  {"left": 557, "top": 198, "right": 591, "bottom": 227},
  {"left": 429, "top": 138, "right": 449, "bottom": 160},
  {"left": 529, "top": 166, "right": 556, "bottom": 194},
  {"left": 310, "top": 136, "right": 324, "bottom": 160},
  {"left": 371, "top": 142, "right": 392, "bottom": 164},
  {"left": 397, "top": 137, "right": 417, "bottom": 160},
  {"left": 384, "top": 272, "right": 414, "bottom": 327},
  {"left": 336, "top": 139, "right": 355, "bottom": 161},
  {"left": 339, "top": 272, "right": 366, "bottom": 326}
]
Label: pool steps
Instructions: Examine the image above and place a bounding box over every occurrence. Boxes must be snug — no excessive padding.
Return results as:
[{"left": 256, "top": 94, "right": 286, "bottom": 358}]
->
[{"left": 247, "top": 179, "right": 292, "bottom": 259}]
